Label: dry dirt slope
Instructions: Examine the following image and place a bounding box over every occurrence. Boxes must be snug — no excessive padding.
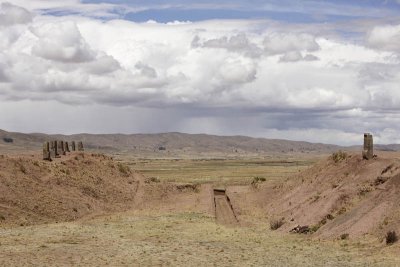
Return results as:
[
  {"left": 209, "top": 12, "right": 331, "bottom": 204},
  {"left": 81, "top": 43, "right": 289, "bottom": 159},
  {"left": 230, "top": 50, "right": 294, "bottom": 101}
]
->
[
  {"left": 0, "top": 153, "right": 142, "bottom": 226},
  {"left": 261, "top": 152, "right": 400, "bottom": 241}
]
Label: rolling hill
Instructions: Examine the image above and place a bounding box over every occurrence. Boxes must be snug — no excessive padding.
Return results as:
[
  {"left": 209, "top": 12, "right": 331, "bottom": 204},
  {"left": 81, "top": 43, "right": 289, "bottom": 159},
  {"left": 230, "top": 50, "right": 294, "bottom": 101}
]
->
[{"left": 0, "top": 129, "right": 344, "bottom": 156}]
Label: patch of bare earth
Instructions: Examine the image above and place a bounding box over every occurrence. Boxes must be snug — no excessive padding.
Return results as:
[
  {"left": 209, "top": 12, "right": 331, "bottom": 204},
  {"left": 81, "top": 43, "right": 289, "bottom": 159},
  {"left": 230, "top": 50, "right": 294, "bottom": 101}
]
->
[
  {"left": 0, "top": 153, "right": 141, "bottom": 226},
  {"left": 0, "top": 151, "right": 399, "bottom": 266},
  {"left": 243, "top": 152, "right": 400, "bottom": 242}
]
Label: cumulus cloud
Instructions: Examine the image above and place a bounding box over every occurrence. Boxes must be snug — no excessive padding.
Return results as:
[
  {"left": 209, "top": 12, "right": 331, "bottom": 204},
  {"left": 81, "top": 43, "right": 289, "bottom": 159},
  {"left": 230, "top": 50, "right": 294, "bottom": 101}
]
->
[
  {"left": 1, "top": 3, "right": 400, "bottom": 144},
  {"left": 263, "top": 33, "right": 320, "bottom": 55},
  {"left": 30, "top": 21, "right": 95, "bottom": 63},
  {"left": 192, "top": 33, "right": 263, "bottom": 58},
  {"left": 367, "top": 24, "right": 400, "bottom": 52},
  {"left": 0, "top": 2, "right": 32, "bottom": 26},
  {"left": 0, "top": 12, "right": 394, "bottom": 110},
  {"left": 279, "top": 51, "right": 320, "bottom": 62}
]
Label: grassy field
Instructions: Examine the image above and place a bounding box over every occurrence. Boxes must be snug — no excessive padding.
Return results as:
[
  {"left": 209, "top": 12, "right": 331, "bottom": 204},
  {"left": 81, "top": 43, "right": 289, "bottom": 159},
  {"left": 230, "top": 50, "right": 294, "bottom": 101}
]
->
[
  {"left": 1, "top": 210, "right": 399, "bottom": 266},
  {"left": 2, "top": 155, "right": 399, "bottom": 266},
  {"left": 120, "top": 157, "right": 317, "bottom": 185}
]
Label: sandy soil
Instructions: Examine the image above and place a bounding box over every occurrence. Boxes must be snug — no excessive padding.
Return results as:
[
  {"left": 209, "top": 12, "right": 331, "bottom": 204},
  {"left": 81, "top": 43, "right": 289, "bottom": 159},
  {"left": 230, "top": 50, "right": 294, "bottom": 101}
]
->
[
  {"left": 238, "top": 152, "right": 400, "bottom": 241},
  {"left": 1, "top": 151, "right": 400, "bottom": 266}
]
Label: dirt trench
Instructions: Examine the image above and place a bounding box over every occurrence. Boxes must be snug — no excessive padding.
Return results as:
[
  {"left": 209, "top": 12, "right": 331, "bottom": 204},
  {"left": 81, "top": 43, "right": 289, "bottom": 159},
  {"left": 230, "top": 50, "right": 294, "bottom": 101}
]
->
[{"left": 213, "top": 189, "right": 238, "bottom": 225}]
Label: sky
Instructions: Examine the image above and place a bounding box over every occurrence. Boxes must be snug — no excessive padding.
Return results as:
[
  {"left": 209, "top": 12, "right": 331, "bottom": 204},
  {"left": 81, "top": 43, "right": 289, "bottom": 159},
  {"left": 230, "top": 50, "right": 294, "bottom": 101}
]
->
[{"left": 1, "top": 1, "right": 400, "bottom": 145}]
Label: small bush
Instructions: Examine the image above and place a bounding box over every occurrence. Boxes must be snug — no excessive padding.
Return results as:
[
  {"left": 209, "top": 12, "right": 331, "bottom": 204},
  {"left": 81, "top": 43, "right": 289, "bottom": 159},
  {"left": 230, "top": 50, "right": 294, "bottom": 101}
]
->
[
  {"left": 381, "top": 164, "right": 394, "bottom": 175},
  {"left": 3, "top": 137, "right": 13, "bottom": 143},
  {"left": 145, "top": 177, "right": 160, "bottom": 183},
  {"left": 326, "top": 214, "right": 334, "bottom": 220},
  {"left": 18, "top": 163, "right": 26, "bottom": 174},
  {"left": 386, "top": 231, "right": 398, "bottom": 245},
  {"left": 358, "top": 185, "right": 373, "bottom": 196},
  {"left": 270, "top": 217, "right": 285, "bottom": 230},
  {"left": 253, "top": 176, "right": 266, "bottom": 183},
  {"left": 337, "top": 207, "right": 347, "bottom": 215},
  {"left": 331, "top": 150, "right": 348, "bottom": 163},
  {"left": 251, "top": 176, "right": 266, "bottom": 188},
  {"left": 340, "top": 233, "right": 349, "bottom": 240},
  {"left": 117, "top": 163, "right": 131, "bottom": 176},
  {"left": 0, "top": 214, "right": 5, "bottom": 221},
  {"left": 374, "top": 176, "right": 389, "bottom": 186}
]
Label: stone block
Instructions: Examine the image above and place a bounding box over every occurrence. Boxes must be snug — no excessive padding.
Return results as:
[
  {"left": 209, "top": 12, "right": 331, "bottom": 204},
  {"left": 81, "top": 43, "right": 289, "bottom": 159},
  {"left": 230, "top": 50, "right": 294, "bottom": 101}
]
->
[
  {"left": 77, "top": 141, "right": 84, "bottom": 151},
  {"left": 42, "top": 142, "right": 51, "bottom": 161},
  {"left": 65, "top": 142, "right": 70, "bottom": 152},
  {"left": 362, "top": 133, "right": 373, "bottom": 160},
  {"left": 71, "top": 141, "right": 76, "bottom": 151}
]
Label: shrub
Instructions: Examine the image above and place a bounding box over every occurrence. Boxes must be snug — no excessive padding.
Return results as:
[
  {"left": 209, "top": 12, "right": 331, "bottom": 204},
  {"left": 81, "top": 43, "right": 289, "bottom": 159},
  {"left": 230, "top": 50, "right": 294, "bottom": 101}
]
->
[
  {"left": 145, "top": 177, "right": 160, "bottom": 183},
  {"left": 117, "top": 163, "right": 131, "bottom": 176},
  {"left": 251, "top": 176, "right": 266, "bottom": 188},
  {"left": 18, "top": 163, "right": 26, "bottom": 174},
  {"left": 386, "top": 231, "right": 398, "bottom": 245},
  {"left": 358, "top": 185, "right": 373, "bottom": 196},
  {"left": 3, "top": 137, "right": 13, "bottom": 143},
  {"left": 340, "top": 233, "right": 349, "bottom": 240},
  {"left": 331, "top": 151, "right": 348, "bottom": 163},
  {"left": 270, "top": 217, "right": 285, "bottom": 230},
  {"left": 253, "top": 176, "right": 266, "bottom": 183}
]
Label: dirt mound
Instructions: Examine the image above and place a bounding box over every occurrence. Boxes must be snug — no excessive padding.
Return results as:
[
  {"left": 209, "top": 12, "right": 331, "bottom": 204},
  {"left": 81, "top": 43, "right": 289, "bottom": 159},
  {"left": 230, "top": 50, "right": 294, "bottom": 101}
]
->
[
  {"left": 263, "top": 152, "right": 400, "bottom": 241},
  {"left": 0, "top": 153, "right": 142, "bottom": 226}
]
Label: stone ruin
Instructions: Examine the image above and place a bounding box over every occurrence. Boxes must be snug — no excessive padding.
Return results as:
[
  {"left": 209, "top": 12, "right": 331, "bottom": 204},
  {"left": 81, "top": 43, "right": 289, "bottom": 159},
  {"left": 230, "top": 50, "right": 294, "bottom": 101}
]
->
[
  {"left": 362, "top": 133, "right": 373, "bottom": 160},
  {"left": 49, "top": 141, "right": 59, "bottom": 158},
  {"left": 65, "top": 142, "right": 70, "bottom": 153},
  {"left": 43, "top": 140, "right": 84, "bottom": 161},
  {"left": 42, "top": 142, "right": 51, "bottom": 161},
  {"left": 58, "top": 141, "right": 66, "bottom": 156},
  {"left": 77, "top": 141, "right": 84, "bottom": 151},
  {"left": 71, "top": 141, "right": 76, "bottom": 151}
]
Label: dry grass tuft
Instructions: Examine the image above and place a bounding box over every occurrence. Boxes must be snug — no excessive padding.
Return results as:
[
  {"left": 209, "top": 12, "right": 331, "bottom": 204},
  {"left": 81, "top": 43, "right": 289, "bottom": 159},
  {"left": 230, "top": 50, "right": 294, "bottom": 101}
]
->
[
  {"left": 386, "top": 231, "right": 398, "bottom": 245},
  {"left": 331, "top": 151, "right": 348, "bottom": 163},
  {"left": 270, "top": 217, "right": 285, "bottom": 230}
]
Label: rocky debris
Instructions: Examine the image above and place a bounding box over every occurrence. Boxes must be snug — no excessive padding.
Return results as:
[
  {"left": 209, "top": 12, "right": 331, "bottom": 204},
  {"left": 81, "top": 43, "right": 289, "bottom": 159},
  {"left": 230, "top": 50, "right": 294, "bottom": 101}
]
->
[{"left": 290, "top": 225, "right": 310, "bottom": 234}]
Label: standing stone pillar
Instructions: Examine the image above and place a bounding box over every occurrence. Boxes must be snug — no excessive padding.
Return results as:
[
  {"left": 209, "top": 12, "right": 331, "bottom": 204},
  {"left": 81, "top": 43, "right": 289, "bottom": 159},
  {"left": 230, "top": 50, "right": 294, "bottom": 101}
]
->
[
  {"left": 42, "top": 142, "right": 51, "bottom": 161},
  {"left": 58, "top": 141, "right": 66, "bottom": 155},
  {"left": 71, "top": 141, "right": 76, "bottom": 151},
  {"left": 362, "top": 133, "right": 373, "bottom": 160},
  {"left": 77, "top": 141, "right": 84, "bottom": 151},
  {"left": 65, "top": 142, "right": 70, "bottom": 152},
  {"left": 50, "top": 140, "right": 60, "bottom": 158}
]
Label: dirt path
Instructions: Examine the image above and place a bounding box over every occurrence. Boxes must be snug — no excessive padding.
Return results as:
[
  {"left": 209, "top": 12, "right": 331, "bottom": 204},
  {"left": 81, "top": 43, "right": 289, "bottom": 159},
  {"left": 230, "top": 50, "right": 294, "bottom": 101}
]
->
[{"left": 214, "top": 189, "right": 238, "bottom": 225}]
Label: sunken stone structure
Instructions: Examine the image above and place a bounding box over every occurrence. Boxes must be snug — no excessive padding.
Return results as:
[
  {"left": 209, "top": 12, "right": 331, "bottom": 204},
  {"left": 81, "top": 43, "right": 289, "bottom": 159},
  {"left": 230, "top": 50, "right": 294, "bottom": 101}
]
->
[{"left": 362, "top": 133, "right": 373, "bottom": 160}]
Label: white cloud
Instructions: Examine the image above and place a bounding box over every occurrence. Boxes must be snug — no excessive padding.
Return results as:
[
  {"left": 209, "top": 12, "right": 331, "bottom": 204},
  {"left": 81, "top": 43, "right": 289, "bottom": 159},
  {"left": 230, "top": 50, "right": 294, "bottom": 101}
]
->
[
  {"left": 0, "top": 0, "right": 80, "bottom": 11},
  {"left": 263, "top": 33, "right": 320, "bottom": 55},
  {"left": 30, "top": 21, "right": 95, "bottom": 63},
  {"left": 367, "top": 24, "right": 400, "bottom": 52},
  {"left": 192, "top": 33, "right": 263, "bottom": 58},
  {"left": 1, "top": 3, "right": 400, "bottom": 144},
  {"left": 0, "top": 2, "right": 32, "bottom": 26}
]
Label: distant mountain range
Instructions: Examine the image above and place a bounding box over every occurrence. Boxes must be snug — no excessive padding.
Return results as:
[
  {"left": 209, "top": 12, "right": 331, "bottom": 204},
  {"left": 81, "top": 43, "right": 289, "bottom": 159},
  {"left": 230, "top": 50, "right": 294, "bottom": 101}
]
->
[{"left": 1, "top": 129, "right": 398, "bottom": 157}]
